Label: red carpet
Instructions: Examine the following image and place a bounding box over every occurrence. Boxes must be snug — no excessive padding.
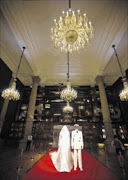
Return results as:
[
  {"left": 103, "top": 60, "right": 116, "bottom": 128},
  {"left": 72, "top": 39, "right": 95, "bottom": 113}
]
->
[{"left": 21, "top": 149, "right": 119, "bottom": 180}]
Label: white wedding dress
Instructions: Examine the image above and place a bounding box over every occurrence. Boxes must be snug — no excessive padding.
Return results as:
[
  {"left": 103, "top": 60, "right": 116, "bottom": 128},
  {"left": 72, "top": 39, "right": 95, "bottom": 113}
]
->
[{"left": 51, "top": 125, "right": 73, "bottom": 172}]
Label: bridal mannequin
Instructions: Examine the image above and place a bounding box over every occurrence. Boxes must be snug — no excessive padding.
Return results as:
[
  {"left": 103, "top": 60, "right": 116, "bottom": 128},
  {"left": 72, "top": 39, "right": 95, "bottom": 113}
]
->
[{"left": 51, "top": 125, "right": 73, "bottom": 172}]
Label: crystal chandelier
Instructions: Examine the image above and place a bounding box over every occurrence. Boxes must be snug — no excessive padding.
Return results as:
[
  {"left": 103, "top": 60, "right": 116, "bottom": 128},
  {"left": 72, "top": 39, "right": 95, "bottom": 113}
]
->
[
  {"left": 51, "top": 0, "right": 94, "bottom": 54},
  {"left": 119, "top": 78, "right": 128, "bottom": 101},
  {"left": 61, "top": 81, "right": 77, "bottom": 102},
  {"left": 2, "top": 80, "right": 20, "bottom": 100},
  {"left": 60, "top": 52, "right": 77, "bottom": 102},
  {"left": 1, "top": 47, "right": 26, "bottom": 101},
  {"left": 63, "top": 101, "right": 73, "bottom": 113},
  {"left": 112, "top": 45, "right": 128, "bottom": 101}
]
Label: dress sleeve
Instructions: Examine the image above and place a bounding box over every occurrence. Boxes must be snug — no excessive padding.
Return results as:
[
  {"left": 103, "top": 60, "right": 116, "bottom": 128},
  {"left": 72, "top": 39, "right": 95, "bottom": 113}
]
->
[
  {"left": 71, "top": 131, "right": 74, "bottom": 148},
  {"left": 58, "top": 132, "right": 62, "bottom": 147},
  {"left": 81, "top": 131, "right": 84, "bottom": 147}
]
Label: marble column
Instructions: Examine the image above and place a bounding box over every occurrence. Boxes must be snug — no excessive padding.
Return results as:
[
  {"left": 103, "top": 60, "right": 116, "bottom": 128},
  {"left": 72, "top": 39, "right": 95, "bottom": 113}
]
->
[
  {"left": 0, "top": 76, "right": 14, "bottom": 135},
  {"left": 19, "top": 76, "right": 40, "bottom": 150},
  {"left": 96, "top": 76, "right": 114, "bottom": 153}
]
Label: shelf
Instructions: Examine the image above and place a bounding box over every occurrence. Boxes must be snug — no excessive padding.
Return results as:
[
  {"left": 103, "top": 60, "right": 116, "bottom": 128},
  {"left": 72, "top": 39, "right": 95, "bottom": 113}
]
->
[{"left": 8, "top": 85, "right": 128, "bottom": 143}]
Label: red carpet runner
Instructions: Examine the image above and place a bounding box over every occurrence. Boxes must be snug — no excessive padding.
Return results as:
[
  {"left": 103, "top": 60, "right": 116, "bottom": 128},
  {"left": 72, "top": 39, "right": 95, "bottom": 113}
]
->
[{"left": 22, "top": 149, "right": 119, "bottom": 180}]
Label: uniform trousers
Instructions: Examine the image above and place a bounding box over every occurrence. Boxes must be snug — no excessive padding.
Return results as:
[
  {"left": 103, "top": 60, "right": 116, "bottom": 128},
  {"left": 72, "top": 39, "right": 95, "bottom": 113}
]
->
[{"left": 74, "top": 149, "right": 82, "bottom": 169}]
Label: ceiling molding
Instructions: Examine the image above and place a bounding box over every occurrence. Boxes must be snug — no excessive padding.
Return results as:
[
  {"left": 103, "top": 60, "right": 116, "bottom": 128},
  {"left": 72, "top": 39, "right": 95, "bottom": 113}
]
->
[
  {"left": 0, "top": 43, "right": 33, "bottom": 86},
  {"left": 96, "top": 2, "right": 128, "bottom": 71},
  {"left": 0, "top": 42, "right": 17, "bottom": 72},
  {"left": 99, "top": 18, "right": 128, "bottom": 73},
  {"left": 0, "top": 0, "right": 127, "bottom": 86},
  {"left": 0, "top": 1, "right": 38, "bottom": 76}
]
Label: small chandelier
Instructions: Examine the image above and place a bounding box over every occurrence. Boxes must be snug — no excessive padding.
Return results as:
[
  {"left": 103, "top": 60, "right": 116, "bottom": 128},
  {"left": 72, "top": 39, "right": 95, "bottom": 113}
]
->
[
  {"left": 2, "top": 79, "right": 20, "bottom": 100},
  {"left": 112, "top": 45, "right": 128, "bottom": 101},
  {"left": 61, "top": 81, "right": 77, "bottom": 102},
  {"left": 51, "top": 0, "right": 94, "bottom": 54},
  {"left": 60, "top": 52, "right": 77, "bottom": 102},
  {"left": 1, "top": 47, "right": 26, "bottom": 101},
  {"left": 63, "top": 101, "right": 73, "bottom": 113},
  {"left": 119, "top": 78, "right": 128, "bottom": 101}
]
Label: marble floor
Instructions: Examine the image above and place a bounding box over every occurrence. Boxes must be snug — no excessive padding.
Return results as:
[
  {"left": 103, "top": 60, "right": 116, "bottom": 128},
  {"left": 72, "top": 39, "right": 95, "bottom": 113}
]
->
[{"left": 0, "top": 141, "right": 128, "bottom": 180}]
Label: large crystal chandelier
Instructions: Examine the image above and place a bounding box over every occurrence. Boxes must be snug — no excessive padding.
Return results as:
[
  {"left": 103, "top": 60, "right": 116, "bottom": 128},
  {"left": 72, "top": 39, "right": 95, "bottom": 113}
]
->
[
  {"left": 112, "top": 45, "right": 128, "bottom": 101},
  {"left": 1, "top": 47, "right": 26, "bottom": 101},
  {"left": 60, "top": 52, "right": 77, "bottom": 102},
  {"left": 51, "top": 0, "right": 94, "bottom": 54},
  {"left": 63, "top": 101, "right": 73, "bottom": 113}
]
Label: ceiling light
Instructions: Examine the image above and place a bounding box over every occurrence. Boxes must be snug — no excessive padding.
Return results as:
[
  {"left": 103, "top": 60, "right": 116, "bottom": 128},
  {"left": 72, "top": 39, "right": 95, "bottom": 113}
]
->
[
  {"left": 61, "top": 81, "right": 77, "bottom": 102},
  {"left": 1, "top": 80, "right": 20, "bottom": 100},
  {"left": 1, "top": 47, "right": 26, "bottom": 101},
  {"left": 60, "top": 52, "right": 77, "bottom": 102},
  {"left": 51, "top": 0, "right": 94, "bottom": 54},
  {"left": 119, "top": 78, "right": 128, "bottom": 101}
]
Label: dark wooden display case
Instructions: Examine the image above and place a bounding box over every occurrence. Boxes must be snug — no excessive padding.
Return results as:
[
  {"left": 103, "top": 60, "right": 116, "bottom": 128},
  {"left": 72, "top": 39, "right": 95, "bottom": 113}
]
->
[{"left": 8, "top": 85, "right": 128, "bottom": 143}]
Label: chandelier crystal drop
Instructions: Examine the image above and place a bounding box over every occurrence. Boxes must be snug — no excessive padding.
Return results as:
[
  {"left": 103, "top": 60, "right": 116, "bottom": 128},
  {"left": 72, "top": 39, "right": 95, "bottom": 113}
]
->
[
  {"left": 51, "top": 8, "right": 94, "bottom": 54},
  {"left": 60, "top": 81, "right": 77, "bottom": 102},
  {"left": 1, "top": 81, "right": 20, "bottom": 101},
  {"left": 63, "top": 101, "right": 73, "bottom": 113},
  {"left": 119, "top": 81, "right": 128, "bottom": 101}
]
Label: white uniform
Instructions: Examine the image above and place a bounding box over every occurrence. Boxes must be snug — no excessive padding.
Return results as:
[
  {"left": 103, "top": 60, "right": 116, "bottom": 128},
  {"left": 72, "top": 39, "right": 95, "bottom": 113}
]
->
[{"left": 71, "top": 129, "right": 83, "bottom": 171}]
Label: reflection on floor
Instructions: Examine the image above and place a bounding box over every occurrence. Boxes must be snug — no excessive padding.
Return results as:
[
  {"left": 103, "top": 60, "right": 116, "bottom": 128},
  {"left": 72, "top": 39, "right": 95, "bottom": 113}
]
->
[{"left": 0, "top": 141, "right": 128, "bottom": 180}]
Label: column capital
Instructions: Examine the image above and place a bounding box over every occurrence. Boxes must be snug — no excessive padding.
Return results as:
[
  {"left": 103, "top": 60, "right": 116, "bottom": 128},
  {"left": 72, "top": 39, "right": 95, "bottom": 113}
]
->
[
  {"left": 95, "top": 76, "right": 103, "bottom": 84},
  {"left": 32, "top": 76, "right": 40, "bottom": 84}
]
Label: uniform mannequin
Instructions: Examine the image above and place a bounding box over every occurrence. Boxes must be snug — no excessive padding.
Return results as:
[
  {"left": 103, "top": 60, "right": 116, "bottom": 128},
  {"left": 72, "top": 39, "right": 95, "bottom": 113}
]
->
[{"left": 71, "top": 125, "right": 83, "bottom": 171}]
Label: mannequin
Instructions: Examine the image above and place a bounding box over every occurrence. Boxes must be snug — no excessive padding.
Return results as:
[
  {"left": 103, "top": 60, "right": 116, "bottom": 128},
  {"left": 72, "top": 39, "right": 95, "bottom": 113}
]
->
[
  {"left": 51, "top": 125, "right": 73, "bottom": 172},
  {"left": 71, "top": 125, "right": 83, "bottom": 171}
]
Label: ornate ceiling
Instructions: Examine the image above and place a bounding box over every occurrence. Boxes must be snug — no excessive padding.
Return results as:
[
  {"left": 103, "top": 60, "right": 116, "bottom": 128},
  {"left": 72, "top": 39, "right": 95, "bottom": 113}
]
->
[{"left": 0, "top": 0, "right": 128, "bottom": 86}]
